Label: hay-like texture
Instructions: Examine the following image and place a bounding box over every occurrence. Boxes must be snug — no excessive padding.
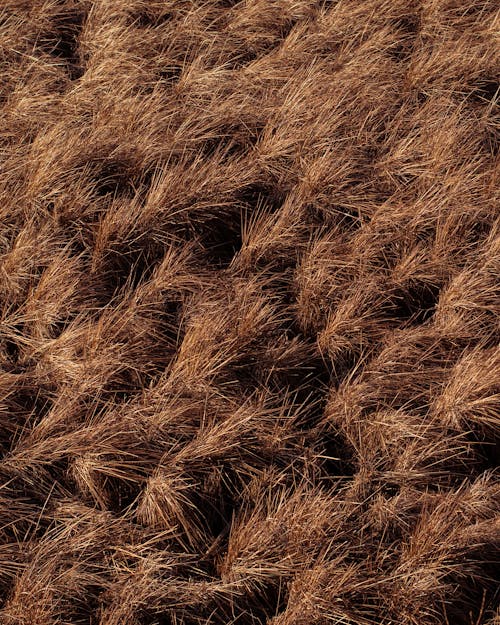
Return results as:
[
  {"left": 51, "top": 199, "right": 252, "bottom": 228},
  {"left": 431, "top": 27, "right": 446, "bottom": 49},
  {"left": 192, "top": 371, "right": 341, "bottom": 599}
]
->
[{"left": 0, "top": 1, "right": 499, "bottom": 623}]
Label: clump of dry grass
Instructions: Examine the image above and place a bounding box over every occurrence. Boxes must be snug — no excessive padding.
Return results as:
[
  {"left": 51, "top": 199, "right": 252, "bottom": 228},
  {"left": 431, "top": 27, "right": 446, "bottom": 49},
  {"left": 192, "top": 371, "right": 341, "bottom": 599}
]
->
[{"left": 0, "top": 0, "right": 499, "bottom": 623}]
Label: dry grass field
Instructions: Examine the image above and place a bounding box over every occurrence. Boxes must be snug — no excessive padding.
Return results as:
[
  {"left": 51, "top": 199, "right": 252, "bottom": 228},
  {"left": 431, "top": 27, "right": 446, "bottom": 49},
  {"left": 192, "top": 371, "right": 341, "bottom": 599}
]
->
[{"left": 0, "top": 1, "right": 499, "bottom": 623}]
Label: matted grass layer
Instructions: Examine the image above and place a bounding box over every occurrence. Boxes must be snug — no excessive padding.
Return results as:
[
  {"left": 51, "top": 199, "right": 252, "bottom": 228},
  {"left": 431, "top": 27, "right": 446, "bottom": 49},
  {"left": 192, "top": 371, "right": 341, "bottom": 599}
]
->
[{"left": 0, "top": 1, "right": 498, "bottom": 624}]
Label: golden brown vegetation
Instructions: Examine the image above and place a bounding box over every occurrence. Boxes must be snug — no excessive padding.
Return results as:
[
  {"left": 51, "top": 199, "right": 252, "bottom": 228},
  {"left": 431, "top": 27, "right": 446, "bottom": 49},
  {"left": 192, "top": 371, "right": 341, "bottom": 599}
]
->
[{"left": 0, "top": 0, "right": 499, "bottom": 623}]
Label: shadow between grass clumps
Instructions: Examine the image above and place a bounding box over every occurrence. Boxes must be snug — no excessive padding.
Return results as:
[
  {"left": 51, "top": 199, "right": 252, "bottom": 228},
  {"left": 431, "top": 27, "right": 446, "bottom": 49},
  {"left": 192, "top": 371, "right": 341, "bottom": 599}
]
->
[
  {"left": 200, "top": 217, "right": 244, "bottom": 268},
  {"left": 391, "top": 281, "right": 441, "bottom": 326},
  {"left": 92, "top": 160, "right": 138, "bottom": 199},
  {"left": 102, "top": 243, "right": 164, "bottom": 293},
  {"left": 238, "top": 182, "right": 286, "bottom": 216},
  {"left": 40, "top": 7, "right": 87, "bottom": 81},
  {"left": 470, "top": 79, "right": 499, "bottom": 105},
  {"left": 130, "top": 11, "right": 172, "bottom": 29},
  {"left": 189, "top": 182, "right": 285, "bottom": 269}
]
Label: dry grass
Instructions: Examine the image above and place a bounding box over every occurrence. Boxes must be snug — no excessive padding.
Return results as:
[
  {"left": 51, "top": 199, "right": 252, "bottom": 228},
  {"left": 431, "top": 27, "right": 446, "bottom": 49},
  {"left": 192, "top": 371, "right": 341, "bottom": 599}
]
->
[{"left": 0, "top": 1, "right": 499, "bottom": 623}]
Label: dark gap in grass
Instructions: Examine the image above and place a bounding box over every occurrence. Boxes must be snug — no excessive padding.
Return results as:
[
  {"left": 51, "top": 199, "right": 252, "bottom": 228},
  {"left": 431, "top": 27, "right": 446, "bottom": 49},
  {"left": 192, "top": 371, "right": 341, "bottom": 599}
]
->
[
  {"left": 61, "top": 226, "right": 86, "bottom": 255},
  {"left": 11, "top": 389, "right": 53, "bottom": 430},
  {"left": 158, "top": 299, "right": 184, "bottom": 350},
  {"left": 271, "top": 352, "right": 330, "bottom": 397},
  {"left": 227, "top": 354, "right": 265, "bottom": 391},
  {"left": 3, "top": 335, "right": 20, "bottom": 367},
  {"left": 237, "top": 583, "right": 290, "bottom": 625},
  {"left": 61, "top": 590, "right": 104, "bottom": 625},
  {"left": 330, "top": 346, "right": 364, "bottom": 388},
  {"left": 0, "top": 493, "right": 43, "bottom": 545},
  {"left": 0, "top": 479, "right": 29, "bottom": 510},
  {"left": 1, "top": 322, "right": 26, "bottom": 370},
  {"left": 479, "top": 439, "right": 499, "bottom": 472},
  {"left": 443, "top": 554, "right": 500, "bottom": 625},
  {"left": 388, "top": 15, "right": 419, "bottom": 62},
  {"left": 201, "top": 122, "right": 263, "bottom": 161},
  {"left": 470, "top": 79, "right": 499, "bottom": 104},
  {"left": 46, "top": 459, "right": 73, "bottom": 492},
  {"left": 105, "top": 474, "right": 143, "bottom": 515},
  {"left": 381, "top": 481, "right": 401, "bottom": 497},
  {"left": 397, "top": 14, "right": 420, "bottom": 36},
  {"left": 459, "top": 4, "right": 492, "bottom": 17},
  {"left": 0, "top": 398, "right": 31, "bottom": 457},
  {"left": 225, "top": 49, "right": 260, "bottom": 69},
  {"left": 49, "top": 315, "right": 78, "bottom": 341},
  {"left": 335, "top": 204, "right": 365, "bottom": 231},
  {"left": 391, "top": 282, "right": 441, "bottom": 325},
  {"left": 103, "top": 240, "right": 164, "bottom": 294},
  {"left": 92, "top": 160, "right": 136, "bottom": 199},
  {"left": 200, "top": 136, "right": 246, "bottom": 161},
  {"left": 126, "top": 167, "right": 158, "bottom": 209},
  {"left": 146, "top": 613, "right": 174, "bottom": 625},
  {"left": 303, "top": 202, "right": 363, "bottom": 233},
  {"left": 40, "top": 8, "right": 86, "bottom": 80},
  {"left": 152, "top": 475, "right": 236, "bottom": 557},
  {"left": 205, "top": 484, "right": 237, "bottom": 551},
  {"left": 228, "top": 20, "right": 297, "bottom": 70},
  {"left": 136, "top": 167, "right": 156, "bottom": 192},
  {"left": 465, "top": 218, "right": 494, "bottom": 248},
  {"left": 273, "top": 343, "right": 331, "bottom": 430},
  {"left": 364, "top": 144, "right": 380, "bottom": 162},
  {"left": 132, "top": 10, "right": 172, "bottom": 28},
  {"left": 110, "top": 365, "right": 166, "bottom": 401},
  {"left": 279, "top": 18, "right": 298, "bottom": 40},
  {"left": 388, "top": 42, "right": 412, "bottom": 63},
  {"left": 238, "top": 182, "right": 286, "bottom": 216},
  {"left": 303, "top": 202, "right": 330, "bottom": 230},
  {"left": 219, "top": 0, "right": 243, "bottom": 7},
  {"left": 417, "top": 91, "right": 429, "bottom": 104},
  {"left": 318, "top": 426, "right": 357, "bottom": 479},
  {"left": 483, "top": 127, "right": 499, "bottom": 158},
  {"left": 197, "top": 215, "right": 243, "bottom": 268},
  {"left": 108, "top": 386, "right": 137, "bottom": 405},
  {"left": 159, "top": 65, "right": 182, "bottom": 84},
  {"left": 468, "top": 428, "right": 499, "bottom": 473}
]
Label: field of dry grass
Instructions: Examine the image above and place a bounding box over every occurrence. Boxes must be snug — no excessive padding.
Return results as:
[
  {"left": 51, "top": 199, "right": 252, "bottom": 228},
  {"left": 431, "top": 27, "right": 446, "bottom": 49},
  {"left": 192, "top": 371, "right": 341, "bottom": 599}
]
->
[{"left": 0, "top": 1, "right": 499, "bottom": 623}]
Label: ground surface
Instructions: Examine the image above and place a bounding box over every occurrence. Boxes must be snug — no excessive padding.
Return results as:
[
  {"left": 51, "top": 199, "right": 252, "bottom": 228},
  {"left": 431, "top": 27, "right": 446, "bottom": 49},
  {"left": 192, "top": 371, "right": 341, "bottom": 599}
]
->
[{"left": 0, "top": 1, "right": 499, "bottom": 624}]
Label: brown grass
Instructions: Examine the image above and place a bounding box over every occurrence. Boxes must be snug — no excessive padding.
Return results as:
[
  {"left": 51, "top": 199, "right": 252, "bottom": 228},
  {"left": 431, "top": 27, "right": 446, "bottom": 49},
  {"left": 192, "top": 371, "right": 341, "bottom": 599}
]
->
[{"left": 0, "top": 1, "right": 499, "bottom": 623}]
